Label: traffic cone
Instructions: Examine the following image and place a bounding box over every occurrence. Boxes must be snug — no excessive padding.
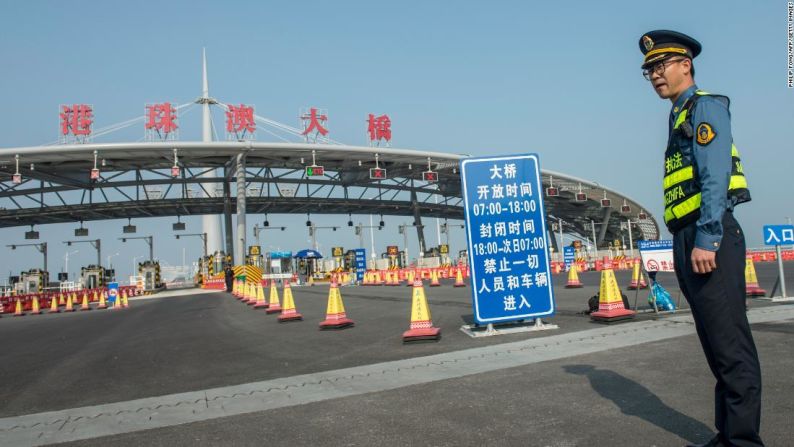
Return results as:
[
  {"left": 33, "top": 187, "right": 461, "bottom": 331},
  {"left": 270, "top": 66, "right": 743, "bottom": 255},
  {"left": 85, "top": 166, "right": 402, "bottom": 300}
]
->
[
  {"left": 745, "top": 256, "right": 766, "bottom": 297},
  {"left": 64, "top": 293, "right": 76, "bottom": 312},
  {"left": 591, "top": 266, "right": 635, "bottom": 323},
  {"left": 453, "top": 268, "right": 466, "bottom": 287},
  {"left": 245, "top": 282, "right": 257, "bottom": 305},
  {"left": 80, "top": 292, "right": 92, "bottom": 311},
  {"left": 402, "top": 279, "right": 441, "bottom": 342},
  {"left": 13, "top": 299, "right": 24, "bottom": 316},
  {"left": 319, "top": 280, "right": 354, "bottom": 329},
  {"left": 429, "top": 269, "right": 441, "bottom": 287},
  {"left": 49, "top": 294, "right": 60, "bottom": 313},
  {"left": 92, "top": 290, "right": 99, "bottom": 303},
  {"left": 565, "top": 264, "right": 584, "bottom": 288},
  {"left": 627, "top": 261, "right": 647, "bottom": 290},
  {"left": 253, "top": 283, "right": 269, "bottom": 309},
  {"left": 278, "top": 282, "right": 303, "bottom": 322},
  {"left": 122, "top": 290, "right": 129, "bottom": 308},
  {"left": 265, "top": 281, "right": 282, "bottom": 314},
  {"left": 30, "top": 296, "right": 42, "bottom": 315},
  {"left": 97, "top": 290, "right": 108, "bottom": 309},
  {"left": 406, "top": 270, "right": 415, "bottom": 287},
  {"left": 308, "top": 275, "right": 315, "bottom": 286},
  {"left": 59, "top": 292, "right": 65, "bottom": 305}
]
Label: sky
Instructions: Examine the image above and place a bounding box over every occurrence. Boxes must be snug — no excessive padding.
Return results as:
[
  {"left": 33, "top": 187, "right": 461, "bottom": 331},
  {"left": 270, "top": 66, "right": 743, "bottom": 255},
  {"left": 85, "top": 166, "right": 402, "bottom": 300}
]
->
[{"left": 0, "top": 0, "right": 792, "bottom": 282}]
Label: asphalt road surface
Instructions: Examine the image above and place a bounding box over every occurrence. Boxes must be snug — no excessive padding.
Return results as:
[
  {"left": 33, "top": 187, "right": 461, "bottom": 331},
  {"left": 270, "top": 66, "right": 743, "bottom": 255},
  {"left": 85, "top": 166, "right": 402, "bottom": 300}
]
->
[{"left": 1, "top": 261, "right": 792, "bottom": 446}]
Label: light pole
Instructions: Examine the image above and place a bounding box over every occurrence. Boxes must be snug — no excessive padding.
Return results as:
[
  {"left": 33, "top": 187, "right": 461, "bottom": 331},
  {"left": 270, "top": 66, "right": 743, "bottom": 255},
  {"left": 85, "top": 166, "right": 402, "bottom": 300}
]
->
[
  {"left": 107, "top": 252, "right": 120, "bottom": 269},
  {"left": 308, "top": 224, "right": 339, "bottom": 251},
  {"left": 355, "top": 222, "right": 382, "bottom": 256},
  {"left": 63, "top": 239, "right": 101, "bottom": 267},
  {"left": 622, "top": 218, "right": 641, "bottom": 258},
  {"left": 7, "top": 242, "right": 48, "bottom": 272},
  {"left": 64, "top": 249, "right": 79, "bottom": 278},
  {"left": 175, "top": 233, "right": 208, "bottom": 259},
  {"left": 119, "top": 236, "right": 153, "bottom": 262}
]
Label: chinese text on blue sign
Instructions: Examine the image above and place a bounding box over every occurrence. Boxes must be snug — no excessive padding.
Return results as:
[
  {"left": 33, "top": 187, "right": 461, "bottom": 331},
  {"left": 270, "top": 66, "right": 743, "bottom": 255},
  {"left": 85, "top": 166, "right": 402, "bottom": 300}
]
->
[
  {"left": 763, "top": 225, "right": 794, "bottom": 246},
  {"left": 354, "top": 248, "right": 366, "bottom": 282},
  {"left": 460, "top": 154, "right": 555, "bottom": 324},
  {"left": 563, "top": 246, "right": 575, "bottom": 270}
]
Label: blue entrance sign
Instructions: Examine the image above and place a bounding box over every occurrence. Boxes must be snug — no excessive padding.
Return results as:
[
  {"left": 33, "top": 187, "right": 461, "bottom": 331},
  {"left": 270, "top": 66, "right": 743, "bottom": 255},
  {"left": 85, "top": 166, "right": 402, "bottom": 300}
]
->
[
  {"left": 460, "top": 154, "right": 555, "bottom": 324},
  {"left": 107, "top": 282, "right": 119, "bottom": 306},
  {"left": 354, "top": 248, "right": 366, "bottom": 282},
  {"left": 563, "top": 246, "right": 575, "bottom": 270},
  {"left": 763, "top": 225, "right": 794, "bottom": 246}
]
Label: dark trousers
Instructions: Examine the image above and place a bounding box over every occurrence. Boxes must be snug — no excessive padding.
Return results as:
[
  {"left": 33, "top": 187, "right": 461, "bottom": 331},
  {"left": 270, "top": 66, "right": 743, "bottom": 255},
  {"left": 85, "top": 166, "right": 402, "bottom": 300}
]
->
[{"left": 673, "top": 211, "right": 763, "bottom": 446}]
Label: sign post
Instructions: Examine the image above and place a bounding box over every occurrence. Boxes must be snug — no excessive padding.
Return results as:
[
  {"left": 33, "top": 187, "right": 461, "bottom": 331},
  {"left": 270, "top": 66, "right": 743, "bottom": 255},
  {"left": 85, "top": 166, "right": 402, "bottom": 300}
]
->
[
  {"left": 638, "top": 240, "right": 675, "bottom": 312},
  {"left": 763, "top": 224, "right": 793, "bottom": 302},
  {"left": 459, "top": 153, "right": 557, "bottom": 337},
  {"left": 354, "top": 248, "right": 366, "bottom": 284},
  {"left": 107, "top": 282, "right": 119, "bottom": 307}
]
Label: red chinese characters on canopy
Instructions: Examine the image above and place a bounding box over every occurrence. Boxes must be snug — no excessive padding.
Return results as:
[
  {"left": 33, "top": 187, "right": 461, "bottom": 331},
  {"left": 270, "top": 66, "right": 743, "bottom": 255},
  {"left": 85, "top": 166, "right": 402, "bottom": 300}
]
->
[
  {"left": 145, "top": 102, "right": 178, "bottom": 139},
  {"left": 225, "top": 104, "right": 256, "bottom": 139},
  {"left": 301, "top": 107, "right": 328, "bottom": 141},
  {"left": 60, "top": 104, "right": 93, "bottom": 139},
  {"left": 367, "top": 114, "right": 391, "bottom": 144}
]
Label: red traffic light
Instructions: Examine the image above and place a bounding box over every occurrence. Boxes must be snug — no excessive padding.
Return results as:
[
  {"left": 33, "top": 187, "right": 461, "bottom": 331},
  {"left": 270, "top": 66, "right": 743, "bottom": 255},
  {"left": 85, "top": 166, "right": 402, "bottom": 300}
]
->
[
  {"left": 369, "top": 167, "right": 386, "bottom": 179},
  {"left": 422, "top": 170, "right": 438, "bottom": 182}
]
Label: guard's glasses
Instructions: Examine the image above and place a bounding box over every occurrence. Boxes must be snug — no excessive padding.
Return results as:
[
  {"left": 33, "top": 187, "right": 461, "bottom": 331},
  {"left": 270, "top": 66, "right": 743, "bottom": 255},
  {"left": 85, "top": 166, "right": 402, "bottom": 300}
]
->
[{"left": 643, "top": 57, "right": 686, "bottom": 81}]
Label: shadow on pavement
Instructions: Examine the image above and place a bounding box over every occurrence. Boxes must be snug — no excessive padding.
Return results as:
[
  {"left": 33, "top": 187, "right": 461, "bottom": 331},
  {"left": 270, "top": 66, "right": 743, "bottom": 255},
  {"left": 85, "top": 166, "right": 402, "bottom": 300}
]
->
[{"left": 563, "top": 364, "right": 713, "bottom": 444}]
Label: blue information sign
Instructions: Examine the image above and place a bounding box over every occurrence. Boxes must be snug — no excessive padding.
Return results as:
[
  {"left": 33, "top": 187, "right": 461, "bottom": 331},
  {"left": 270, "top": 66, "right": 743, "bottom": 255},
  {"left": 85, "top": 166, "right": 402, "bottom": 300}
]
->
[
  {"left": 563, "top": 246, "right": 575, "bottom": 270},
  {"left": 763, "top": 225, "right": 794, "bottom": 246},
  {"left": 461, "top": 154, "right": 555, "bottom": 324},
  {"left": 354, "top": 248, "right": 367, "bottom": 282},
  {"left": 107, "top": 282, "right": 119, "bottom": 305}
]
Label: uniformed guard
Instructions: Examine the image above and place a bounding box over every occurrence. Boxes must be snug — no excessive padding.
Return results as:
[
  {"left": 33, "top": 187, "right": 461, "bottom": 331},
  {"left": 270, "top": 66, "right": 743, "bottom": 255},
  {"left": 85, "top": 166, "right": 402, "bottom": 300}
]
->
[{"left": 639, "top": 30, "right": 763, "bottom": 447}]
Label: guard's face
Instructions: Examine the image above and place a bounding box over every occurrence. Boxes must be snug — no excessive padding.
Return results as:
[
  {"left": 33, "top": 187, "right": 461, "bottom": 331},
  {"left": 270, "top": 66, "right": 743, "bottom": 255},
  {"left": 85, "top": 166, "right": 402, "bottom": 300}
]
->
[{"left": 648, "top": 57, "right": 690, "bottom": 99}]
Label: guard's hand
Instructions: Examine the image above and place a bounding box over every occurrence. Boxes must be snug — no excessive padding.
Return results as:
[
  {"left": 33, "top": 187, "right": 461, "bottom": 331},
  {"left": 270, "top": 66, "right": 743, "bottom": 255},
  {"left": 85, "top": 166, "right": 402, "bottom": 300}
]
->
[{"left": 691, "top": 248, "right": 717, "bottom": 274}]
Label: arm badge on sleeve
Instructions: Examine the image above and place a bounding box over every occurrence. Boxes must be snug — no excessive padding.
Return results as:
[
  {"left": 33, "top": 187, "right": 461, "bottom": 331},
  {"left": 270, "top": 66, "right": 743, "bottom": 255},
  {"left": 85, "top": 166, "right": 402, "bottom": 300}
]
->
[{"left": 696, "top": 122, "right": 716, "bottom": 145}]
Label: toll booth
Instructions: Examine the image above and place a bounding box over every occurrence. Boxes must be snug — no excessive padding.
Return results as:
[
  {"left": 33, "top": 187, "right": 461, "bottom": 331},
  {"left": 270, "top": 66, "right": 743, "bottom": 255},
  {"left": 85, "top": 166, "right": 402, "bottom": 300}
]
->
[
  {"left": 330, "top": 247, "right": 344, "bottom": 272},
  {"left": 266, "top": 251, "right": 293, "bottom": 276},
  {"left": 383, "top": 245, "right": 401, "bottom": 269},
  {"left": 14, "top": 269, "right": 49, "bottom": 294},
  {"left": 137, "top": 260, "right": 163, "bottom": 291},
  {"left": 246, "top": 246, "right": 264, "bottom": 268},
  {"left": 80, "top": 265, "right": 105, "bottom": 290}
]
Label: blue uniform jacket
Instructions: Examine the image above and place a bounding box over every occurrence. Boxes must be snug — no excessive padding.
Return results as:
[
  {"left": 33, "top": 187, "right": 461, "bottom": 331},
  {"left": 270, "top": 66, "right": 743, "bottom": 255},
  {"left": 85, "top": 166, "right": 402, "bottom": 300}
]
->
[{"left": 668, "top": 85, "right": 736, "bottom": 251}]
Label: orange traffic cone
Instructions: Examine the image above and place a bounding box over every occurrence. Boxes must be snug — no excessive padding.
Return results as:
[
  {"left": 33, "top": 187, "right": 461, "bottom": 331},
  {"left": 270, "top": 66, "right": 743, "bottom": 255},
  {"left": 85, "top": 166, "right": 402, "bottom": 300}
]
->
[
  {"left": 278, "top": 282, "right": 303, "bottom": 322},
  {"left": 745, "top": 256, "right": 766, "bottom": 297},
  {"left": 565, "top": 264, "right": 583, "bottom": 288},
  {"left": 319, "top": 280, "right": 354, "bottom": 329},
  {"left": 253, "top": 283, "right": 269, "bottom": 309},
  {"left": 405, "top": 270, "right": 415, "bottom": 287},
  {"left": 122, "top": 290, "right": 129, "bottom": 308},
  {"left": 30, "top": 296, "right": 42, "bottom": 315},
  {"left": 92, "top": 290, "right": 99, "bottom": 303},
  {"left": 13, "top": 298, "right": 24, "bottom": 316},
  {"left": 80, "top": 292, "right": 92, "bottom": 311},
  {"left": 59, "top": 292, "right": 65, "bottom": 305},
  {"left": 64, "top": 293, "right": 76, "bottom": 312},
  {"left": 97, "top": 290, "right": 108, "bottom": 309},
  {"left": 246, "top": 282, "right": 257, "bottom": 305},
  {"left": 265, "top": 281, "right": 282, "bottom": 314},
  {"left": 402, "top": 279, "right": 441, "bottom": 342},
  {"left": 49, "top": 294, "right": 60, "bottom": 313},
  {"left": 429, "top": 269, "right": 441, "bottom": 287},
  {"left": 453, "top": 268, "right": 466, "bottom": 287},
  {"left": 627, "top": 260, "right": 647, "bottom": 290},
  {"left": 591, "top": 266, "right": 635, "bottom": 323}
]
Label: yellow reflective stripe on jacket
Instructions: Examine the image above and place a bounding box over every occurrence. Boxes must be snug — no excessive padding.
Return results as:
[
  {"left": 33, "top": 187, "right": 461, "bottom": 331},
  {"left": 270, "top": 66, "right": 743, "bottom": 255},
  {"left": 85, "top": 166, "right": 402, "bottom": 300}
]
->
[
  {"left": 731, "top": 144, "right": 739, "bottom": 157},
  {"left": 664, "top": 193, "right": 702, "bottom": 223},
  {"left": 663, "top": 166, "right": 694, "bottom": 189},
  {"left": 673, "top": 110, "right": 688, "bottom": 129},
  {"left": 729, "top": 174, "right": 748, "bottom": 190}
]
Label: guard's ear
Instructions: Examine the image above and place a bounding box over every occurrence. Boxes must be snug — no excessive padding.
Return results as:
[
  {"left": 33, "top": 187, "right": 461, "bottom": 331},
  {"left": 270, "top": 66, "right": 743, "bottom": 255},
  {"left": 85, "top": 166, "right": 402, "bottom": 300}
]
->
[{"left": 681, "top": 58, "right": 692, "bottom": 77}]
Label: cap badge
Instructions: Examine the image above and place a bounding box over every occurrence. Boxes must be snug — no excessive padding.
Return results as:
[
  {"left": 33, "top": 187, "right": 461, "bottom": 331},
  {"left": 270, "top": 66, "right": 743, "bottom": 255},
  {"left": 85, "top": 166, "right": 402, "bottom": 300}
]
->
[{"left": 642, "top": 35, "right": 654, "bottom": 51}]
